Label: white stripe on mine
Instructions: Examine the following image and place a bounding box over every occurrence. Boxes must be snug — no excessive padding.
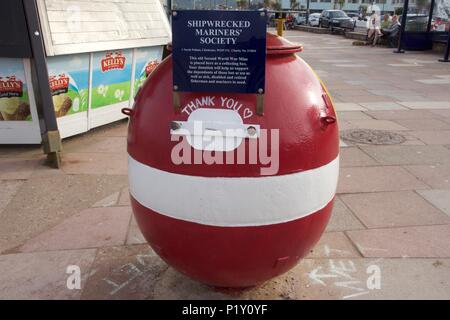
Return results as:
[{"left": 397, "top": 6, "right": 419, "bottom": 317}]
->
[{"left": 128, "top": 155, "right": 339, "bottom": 227}]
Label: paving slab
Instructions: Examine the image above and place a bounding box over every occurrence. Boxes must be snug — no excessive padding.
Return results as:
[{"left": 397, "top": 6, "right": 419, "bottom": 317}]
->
[
  {"left": 61, "top": 152, "right": 128, "bottom": 175},
  {"left": 326, "top": 197, "right": 365, "bottom": 232},
  {"left": 118, "top": 187, "right": 131, "bottom": 206},
  {"left": 81, "top": 244, "right": 168, "bottom": 299},
  {"left": 336, "top": 111, "right": 373, "bottom": 120},
  {"left": 152, "top": 258, "right": 450, "bottom": 300},
  {"left": 369, "top": 90, "right": 421, "bottom": 98},
  {"left": 282, "top": 258, "right": 450, "bottom": 300},
  {"left": 0, "top": 180, "right": 23, "bottom": 214},
  {"left": 92, "top": 192, "right": 120, "bottom": 208},
  {"left": 347, "top": 224, "right": 450, "bottom": 258},
  {"left": 339, "top": 139, "right": 350, "bottom": 147},
  {"left": 0, "top": 145, "right": 43, "bottom": 159},
  {"left": 359, "top": 84, "right": 401, "bottom": 91},
  {"left": 424, "top": 95, "right": 450, "bottom": 102},
  {"left": 397, "top": 136, "right": 427, "bottom": 146},
  {"left": 333, "top": 89, "right": 370, "bottom": 97},
  {"left": 428, "top": 109, "right": 450, "bottom": 118},
  {"left": 346, "top": 119, "right": 408, "bottom": 131},
  {"left": 337, "top": 120, "right": 357, "bottom": 131},
  {"left": 29, "top": 161, "right": 66, "bottom": 178},
  {"left": 19, "top": 207, "right": 132, "bottom": 253},
  {"left": 91, "top": 120, "right": 128, "bottom": 137},
  {"left": 339, "top": 95, "right": 396, "bottom": 103},
  {"left": 340, "top": 191, "right": 450, "bottom": 228},
  {"left": 360, "top": 145, "right": 450, "bottom": 165},
  {"left": 358, "top": 102, "right": 407, "bottom": 111},
  {"left": 399, "top": 101, "right": 450, "bottom": 109},
  {"left": 307, "top": 232, "right": 361, "bottom": 258},
  {"left": 404, "top": 164, "right": 450, "bottom": 189},
  {"left": 345, "top": 80, "right": 386, "bottom": 85},
  {"left": 0, "top": 249, "right": 97, "bottom": 299},
  {"left": 0, "top": 158, "right": 41, "bottom": 180},
  {"left": 363, "top": 110, "right": 438, "bottom": 120},
  {"left": 334, "top": 64, "right": 368, "bottom": 68},
  {"left": 409, "top": 130, "right": 450, "bottom": 145},
  {"left": 338, "top": 166, "right": 428, "bottom": 194},
  {"left": 339, "top": 147, "right": 379, "bottom": 167},
  {"left": 126, "top": 214, "right": 147, "bottom": 245},
  {"left": 389, "top": 95, "right": 430, "bottom": 102},
  {"left": 321, "top": 59, "right": 353, "bottom": 63},
  {"left": 394, "top": 118, "right": 450, "bottom": 131},
  {"left": 416, "top": 189, "right": 450, "bottom": 216},
  {"left": 152, "top": 267, "right": 231, "bottom": 300},
  {"left": 334, "top": 103, "right": 367, "bottom": 111},
  {"left": 417, "top": 78, "right": 450, "bottom": 84},
  {"left": 63, "top": 136, "right": 127, "bottom": 154},
  {"left": 0, "top": 174, "right": 128, "bottom": 254}
]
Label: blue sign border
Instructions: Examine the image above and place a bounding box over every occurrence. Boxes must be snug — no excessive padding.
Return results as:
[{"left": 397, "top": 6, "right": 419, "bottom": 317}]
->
[{"left": 172, "top": 10, "right": 267, "bottom": 94}]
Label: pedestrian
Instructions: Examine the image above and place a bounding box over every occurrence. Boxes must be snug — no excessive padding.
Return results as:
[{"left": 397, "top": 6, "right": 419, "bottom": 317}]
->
[
  {"left": 367, "top": 11, "right": 382, "bottom": 46},
  {"left": 285, "top": 14, "right": 294, "bottom": 30},
  {"left": 382, "top": 15, "right": 401, "bottom": 48},
  {"left": 381, "top": 13, "right": 391, "bottom": 29}
]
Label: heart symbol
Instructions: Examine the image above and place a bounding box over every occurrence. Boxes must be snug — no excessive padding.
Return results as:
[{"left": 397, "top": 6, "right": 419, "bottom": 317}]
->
[{"left": 243, "top": 108, "right": 253, "bottom": 119}]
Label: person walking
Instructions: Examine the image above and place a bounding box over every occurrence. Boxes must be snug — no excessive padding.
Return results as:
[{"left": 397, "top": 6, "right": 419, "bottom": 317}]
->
[{"left": 367, "top": 11, "right": 382, "bottom": 46}]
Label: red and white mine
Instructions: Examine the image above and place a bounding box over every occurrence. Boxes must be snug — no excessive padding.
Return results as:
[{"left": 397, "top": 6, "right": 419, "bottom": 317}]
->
[{"left": 124, "top": 33, "right": 339, "bottom": 287}]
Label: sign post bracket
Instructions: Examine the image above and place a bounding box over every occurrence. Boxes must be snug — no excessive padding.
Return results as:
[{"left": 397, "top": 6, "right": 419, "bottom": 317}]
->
[
  {"left": 173, "top": 87, "right": 181, "bottom": 112},
  {"left": 256, "top": 92, "right": 264, "bottom": 116}
]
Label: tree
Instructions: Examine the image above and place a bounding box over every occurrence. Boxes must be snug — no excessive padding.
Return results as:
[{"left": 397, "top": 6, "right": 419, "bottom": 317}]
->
[
  {"left": 262, "top": 0, "right": 281, "bottom": 9},
  {"left": 415, "top": 0, "right": 430, "bottom": 14},
  {"left": 271, "top": 0, "right": 281, "bottom": 10},
  {"left": 359, "top": 4, "right": 368, "bottom": 17},
  {"left": 394, "top": 7, "right": 403, "bottom": 16},
  {"left": 338, "top": 0, "right": 345, "bottom": 9},
  {"left": 236, "top": 0, "right": 248, "bottom": 9}
]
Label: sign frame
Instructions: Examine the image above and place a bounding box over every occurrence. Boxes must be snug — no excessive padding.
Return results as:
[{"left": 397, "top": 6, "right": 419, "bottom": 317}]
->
[{"left": 171, "top": 10, "right": 267, "bottom": 96}]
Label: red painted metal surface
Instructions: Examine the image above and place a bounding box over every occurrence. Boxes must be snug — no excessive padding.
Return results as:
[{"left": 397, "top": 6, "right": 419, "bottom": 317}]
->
[
  {"left": 131, "top": 197, "right": 334, "bottom": 288},
  {"left": 126, "top": 33, "right": 339, "bottom": 287}
]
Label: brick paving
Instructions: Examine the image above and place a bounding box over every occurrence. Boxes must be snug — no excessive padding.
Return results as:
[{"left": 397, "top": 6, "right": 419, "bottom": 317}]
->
[{"left": 1, "top": 30, "right": 450, "bottom": 299}]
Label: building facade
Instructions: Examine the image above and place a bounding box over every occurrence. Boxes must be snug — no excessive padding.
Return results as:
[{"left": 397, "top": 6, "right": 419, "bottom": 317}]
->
[
  {"left": 280, "top": 0, "right": 410, "bottom": 13},
  {"left": 172, "top": 0, "right": 449, "bottom": 15},
  {"left": 281, "top": 0, "right": 450, "bottom": 15}
]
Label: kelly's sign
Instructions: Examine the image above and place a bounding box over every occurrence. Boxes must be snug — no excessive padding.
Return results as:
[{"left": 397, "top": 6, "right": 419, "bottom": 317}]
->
[{"left": 172, "top": 10, "right": 266, "bottom": 94}]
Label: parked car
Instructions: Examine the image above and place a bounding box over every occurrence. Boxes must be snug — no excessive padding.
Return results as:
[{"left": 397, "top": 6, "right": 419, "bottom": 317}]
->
[
  {"left": 402, "top": 14, "right": 429, "bottom": 32},
  {"left": 308, "top": 13, "right": 321, "bottom": 27},
  {"left": 353, "top": 15, "right": 370, "bottom": 29},
  {"left": 319, "top": 10, "right": 355, "bottom": 31},
  {"left": 347, "top": 12, "right": 360, "bottom": 21},
  {"left": 295, "top": 14, "right": 307, "bottom": 25},
  {"left": 432, "top": 17, "right": 450, "bottom": 31}
]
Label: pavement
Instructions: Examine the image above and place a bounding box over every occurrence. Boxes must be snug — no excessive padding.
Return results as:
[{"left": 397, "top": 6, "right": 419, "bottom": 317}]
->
[{"left": 1, "top": 30, "right": 450, "bottom": 299}]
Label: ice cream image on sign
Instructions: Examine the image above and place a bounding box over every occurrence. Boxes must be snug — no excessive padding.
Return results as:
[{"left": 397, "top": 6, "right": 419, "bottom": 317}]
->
[
  {"left": 46, "top": 54, "right": 89, "bottom": 118},
  {"left": 0, "top": 75, "right": 31, "bottom": 121},
  {"left": 49, "top": 73, "right": 74, "bottom": 118}
]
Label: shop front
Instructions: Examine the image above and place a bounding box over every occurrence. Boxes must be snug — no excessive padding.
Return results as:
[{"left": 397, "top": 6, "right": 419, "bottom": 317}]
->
[{"left": 0, "top": 0, "right": 171, "bottom": 144}]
